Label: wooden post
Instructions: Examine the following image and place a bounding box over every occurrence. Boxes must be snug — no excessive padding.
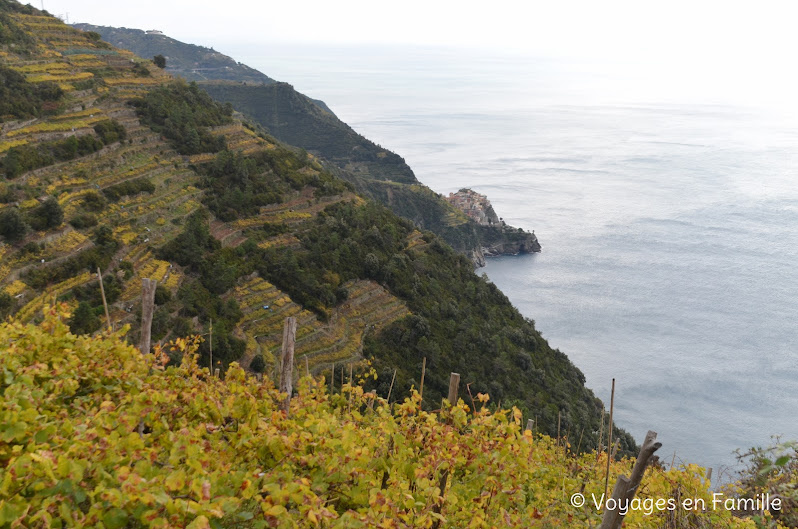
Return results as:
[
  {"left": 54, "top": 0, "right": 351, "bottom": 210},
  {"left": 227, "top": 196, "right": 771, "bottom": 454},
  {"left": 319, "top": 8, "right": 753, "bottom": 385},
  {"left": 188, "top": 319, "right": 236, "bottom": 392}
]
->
[
  {"left": 420, "top": 357, "right": 426, "bottom": 400},
  {"left": 279, "top": 317, "right": 297, "bottom": 414},
  {"left": 97, "top": 267, "right": 112, "bottom": 331},
  {"left": 576, "top": 427, "right": 585, "bottom": 454},
  {"left": 601, "top": 476, "right": 630, "bottom": 529},
  {"left": 305, "top": 356, "right": 309, "bottom": 377},
  {"left": 447, "top": 372, "right": 460, "bottom": 406},
  {"left": 706, "top": 468, "right": 712, "bottom": 483},
  {"left": 139, "top": 278, "right": 157, "bottom": 354},
  {"left": 330, "top": 363, "right": 334, "bottom": 393},
  {"left": 600, "top": 430, "right": 662, "bottom": 529},
  {"left": 557, "top": 411, "right": 562, "bottom": 446},
  {"left": 526, "top": 419, "right": 534, "bottom": 432},
  {"left": 386, "top": 368, "right": 397, "bottom": 403},
  {"left": 597, "top": 406, "right": 605, "bottom": 459},
  {"left": 209, "top": 319, "right": 213, "bottom": 373},
  {"left": 604, "top": 378, "right": 616, "bottom": 499},
  {"left": 214, "top": 368, "right": 220, "bottom": 378}
]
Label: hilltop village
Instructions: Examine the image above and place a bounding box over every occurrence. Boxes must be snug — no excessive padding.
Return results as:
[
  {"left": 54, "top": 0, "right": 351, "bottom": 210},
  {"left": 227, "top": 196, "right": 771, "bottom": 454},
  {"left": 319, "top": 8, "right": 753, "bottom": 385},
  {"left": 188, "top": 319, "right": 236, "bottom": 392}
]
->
[{"left": 445, "top": 188, "right": 500, "bottom": 226}]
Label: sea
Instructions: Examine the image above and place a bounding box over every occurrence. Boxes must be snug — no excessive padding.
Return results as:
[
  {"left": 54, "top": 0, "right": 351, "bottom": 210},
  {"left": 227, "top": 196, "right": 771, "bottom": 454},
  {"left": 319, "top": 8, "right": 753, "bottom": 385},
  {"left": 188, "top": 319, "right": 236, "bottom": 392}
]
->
[{"left": 224, "top": 42, "right": 798, "bottom": 477}]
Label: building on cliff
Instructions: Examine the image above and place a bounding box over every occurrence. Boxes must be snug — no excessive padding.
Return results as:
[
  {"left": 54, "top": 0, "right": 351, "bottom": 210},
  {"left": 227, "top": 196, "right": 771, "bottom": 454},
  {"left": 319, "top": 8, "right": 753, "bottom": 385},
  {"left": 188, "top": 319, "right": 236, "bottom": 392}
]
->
[{"left": 445, "top": 188, "right": 500, "bottom": 226}]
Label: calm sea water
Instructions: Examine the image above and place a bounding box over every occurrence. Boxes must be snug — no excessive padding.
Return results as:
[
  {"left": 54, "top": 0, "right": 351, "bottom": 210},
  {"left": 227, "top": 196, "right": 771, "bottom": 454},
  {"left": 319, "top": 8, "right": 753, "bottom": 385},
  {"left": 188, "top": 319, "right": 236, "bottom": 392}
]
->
[{"left": 227, "top": 43, "right": 798, "bottom": 474}]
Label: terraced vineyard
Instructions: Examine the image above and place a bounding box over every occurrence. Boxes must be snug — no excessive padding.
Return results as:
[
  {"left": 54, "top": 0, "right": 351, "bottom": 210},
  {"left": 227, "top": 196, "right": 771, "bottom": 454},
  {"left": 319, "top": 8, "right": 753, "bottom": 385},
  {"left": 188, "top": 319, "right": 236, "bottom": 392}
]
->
[
  {"left": 236, "top": 276, "right": 408, "bottom": 373},
  {"left": 0, "top": 3, "right": 637, "bottom": 455},
  {"left": 0, "top": 6, "right": 410, "bottom": 378}
]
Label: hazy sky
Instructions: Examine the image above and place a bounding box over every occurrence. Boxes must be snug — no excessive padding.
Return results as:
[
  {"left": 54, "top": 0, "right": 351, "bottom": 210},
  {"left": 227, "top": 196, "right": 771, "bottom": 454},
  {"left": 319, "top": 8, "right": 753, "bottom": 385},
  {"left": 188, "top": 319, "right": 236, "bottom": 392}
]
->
[{"left": 32, "top": 0, "right": 798, "bottom": 109}]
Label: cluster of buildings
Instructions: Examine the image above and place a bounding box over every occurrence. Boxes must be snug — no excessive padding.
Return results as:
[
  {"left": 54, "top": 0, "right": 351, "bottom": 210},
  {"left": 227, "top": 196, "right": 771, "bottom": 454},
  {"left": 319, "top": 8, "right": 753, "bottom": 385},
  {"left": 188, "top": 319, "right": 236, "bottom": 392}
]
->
[{"left": 445, "top": 188, "right": 500, "bottom": 226}]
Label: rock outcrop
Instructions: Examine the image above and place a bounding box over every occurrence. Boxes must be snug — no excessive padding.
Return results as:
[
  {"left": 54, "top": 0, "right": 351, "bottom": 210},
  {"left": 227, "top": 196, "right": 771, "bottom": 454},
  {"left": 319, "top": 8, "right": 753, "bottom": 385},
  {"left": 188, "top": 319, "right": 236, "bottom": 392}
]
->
[{"left": 483, "top": 231, "right": 541, "bottom": 256}]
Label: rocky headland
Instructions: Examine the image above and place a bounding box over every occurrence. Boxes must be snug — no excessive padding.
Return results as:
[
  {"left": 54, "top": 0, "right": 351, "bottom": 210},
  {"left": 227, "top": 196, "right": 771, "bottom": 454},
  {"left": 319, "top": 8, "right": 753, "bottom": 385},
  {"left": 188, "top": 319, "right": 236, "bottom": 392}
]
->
[{"left": 446, "top": 188, "right": 541, "bottom": 266}]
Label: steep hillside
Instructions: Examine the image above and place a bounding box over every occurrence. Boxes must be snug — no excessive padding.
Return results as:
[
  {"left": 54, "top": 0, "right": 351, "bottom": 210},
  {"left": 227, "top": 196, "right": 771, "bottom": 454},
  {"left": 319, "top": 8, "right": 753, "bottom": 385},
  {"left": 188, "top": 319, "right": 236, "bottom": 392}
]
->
[
  {"left": 68, "top": 24, "right": 540, "bottom": 262},
  {"left": 0, "top": 1, "right": 622, "bottom": 454},
  {"left": 71, "top": 24, "right": 415, "bottom": 185},
  {"left": 73, "top": 22, "right": 275, "bottom": 84},
  {"left": 201, "top": 81, "right": 418, "bottom": 184}
]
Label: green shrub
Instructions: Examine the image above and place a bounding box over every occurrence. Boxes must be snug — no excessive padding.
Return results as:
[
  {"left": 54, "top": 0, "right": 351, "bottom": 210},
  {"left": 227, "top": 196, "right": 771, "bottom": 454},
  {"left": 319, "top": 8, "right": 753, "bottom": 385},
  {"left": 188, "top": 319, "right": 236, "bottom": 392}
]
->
[
  {"left": 0, "top": 292, "right": 14, "bottom": 319},
  {"left": 131, "top": 81, "right": 232, "bottom": 155},
  {"left": 69, "top": 213, "right": 98, "bottom": 229},
  {"left": 250, "top": 355, "right": 266, "bottom": 373},
  {"left": 0, "top": 66, "right": 62, "bottom": 120},
  {"left": 154, "top": 284, "right": 172, "bottom": 305},
  {"left": 68, "top": 301, "right": 101, "bottom": 335},
  {"left": 1, "top": 135, "right": 103, "bottom": 179},
  {"left": 27, "top": 197, "right": 63, "bottom": 230},
  {"left": 102, "top": 177, "right": 155, "bottom": 202},
  {"left": 93, "top": 119, "right": 127, "bottom": 145},
  {"left": 0, "top": 208, "right": 27, "bottom": 242},
  {"left": 22, "top": 227, "right": 118, "bottom": 289},
  {"left": 82, "top": 191, "right": 106, "bottom": 212}
]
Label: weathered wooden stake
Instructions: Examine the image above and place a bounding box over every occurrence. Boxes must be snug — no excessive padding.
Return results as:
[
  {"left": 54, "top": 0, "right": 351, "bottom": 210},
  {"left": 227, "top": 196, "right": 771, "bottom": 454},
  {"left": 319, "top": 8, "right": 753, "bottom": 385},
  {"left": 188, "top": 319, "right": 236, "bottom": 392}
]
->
[
  {"left": 706, "top": 468, "right": 712, "bottom": 483},
  {"left": 525, "top": 419, "right": 534, "bottom": 433},
  {"left": 597, "top": 406, "right": 605, "bottom": 459},
  {"left": 209, "top": 318, "right": 213, "bottom": 373},
  {"left": 447, "top": 372, "right": 460, "bottom": 406},
  {"left": 214, "top": 368, "right": 220, "bottom": 378},
  {"left": 386, "top": 368, "right": 397, "bottom": 403},
  {"left": 557, "top": 411, "right": 562, "bottom": 446},
  {"left": 602, "top": 476, "right": 630, "bottom": 528},
  {"left": 331, "top": 363, "right": 335, "bottom": 393},
  {"left": 279, "top": 317, "right": 297, "bottom": 414},
  {"left": 420, "top": 357, "right": 426, "bottom": 401},
  {"left": 604, "top": 378, "right": 616, "bottom": 499},
  {"left": 600, "top": 430, "right": 662, "bottom": 529},
  {"left": 97, "top": 267, "right": 112, "bottom": 331},
  {"left": 305, "top": 356, "right": 309, "bottom": 377},
  {"left": 139, "top": 278, "right": 157, "bottom": 354}
]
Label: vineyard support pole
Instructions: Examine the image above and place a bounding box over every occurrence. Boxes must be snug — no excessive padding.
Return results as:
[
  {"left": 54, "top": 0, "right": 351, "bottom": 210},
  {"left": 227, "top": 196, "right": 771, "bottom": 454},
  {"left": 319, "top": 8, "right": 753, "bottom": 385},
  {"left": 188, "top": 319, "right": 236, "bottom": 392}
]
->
[
  {"left": 447, "top": 372, "right": 460, "bottom": 406},
  {"left": 279, "top": 317, "right": 297, "bottom": 415},
  {"left": 139, "top": 278, "right": 156, "bottom": 354},
  {"left": 97, "top": 267, "right": 112, "bottom": 331}
]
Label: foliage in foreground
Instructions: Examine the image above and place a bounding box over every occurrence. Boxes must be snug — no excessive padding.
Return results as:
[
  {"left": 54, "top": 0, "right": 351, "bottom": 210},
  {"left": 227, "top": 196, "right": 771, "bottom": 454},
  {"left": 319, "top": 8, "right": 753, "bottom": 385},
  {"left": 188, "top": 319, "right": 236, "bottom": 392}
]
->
[
  {"left": 730, "top": 441, "right": 798, "bottom": 528},
  {"left": 0, "top": 307, "right": 765, "bottom": 528}
]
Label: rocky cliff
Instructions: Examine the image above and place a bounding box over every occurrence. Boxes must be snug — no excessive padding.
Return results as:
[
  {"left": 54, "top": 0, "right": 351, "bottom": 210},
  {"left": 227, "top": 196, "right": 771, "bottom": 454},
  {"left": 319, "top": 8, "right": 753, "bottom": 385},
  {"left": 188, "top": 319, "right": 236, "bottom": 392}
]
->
[
  {"left": 468, "top": 229, "right": 541, "bottom": 266},
  {"left": 484, "top": 231, "right": 542, "bottom": 256}
]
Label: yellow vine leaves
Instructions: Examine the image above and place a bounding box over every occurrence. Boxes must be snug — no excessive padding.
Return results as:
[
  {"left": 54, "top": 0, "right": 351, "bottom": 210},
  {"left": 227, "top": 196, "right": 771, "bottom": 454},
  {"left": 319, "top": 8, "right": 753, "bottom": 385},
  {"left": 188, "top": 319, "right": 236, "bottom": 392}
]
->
[{"left": 0, "top": 306, "right": 765, "bottom": 528}]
